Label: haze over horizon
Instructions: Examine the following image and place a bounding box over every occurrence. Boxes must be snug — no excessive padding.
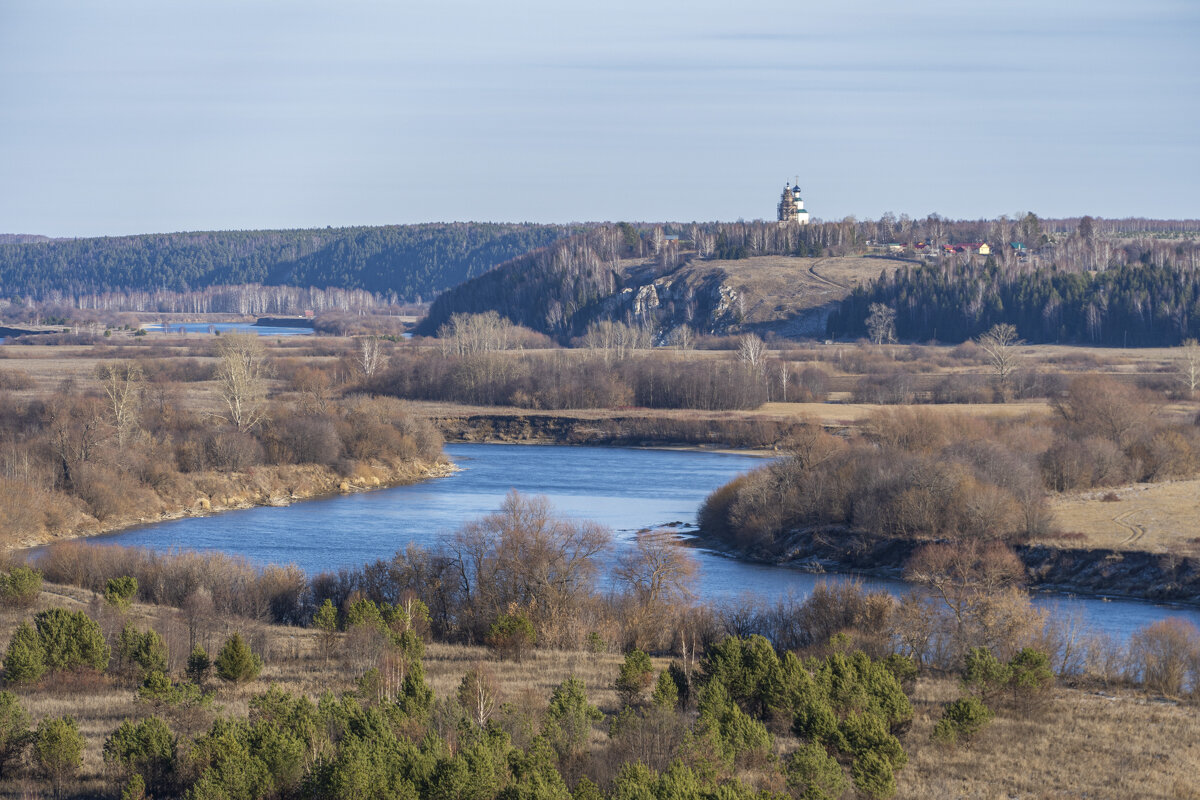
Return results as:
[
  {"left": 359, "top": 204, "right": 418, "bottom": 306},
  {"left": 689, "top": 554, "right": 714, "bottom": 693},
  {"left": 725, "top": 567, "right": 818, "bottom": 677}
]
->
[{"left": 2, "top": 0, "right": 1197, "bottom": 239}]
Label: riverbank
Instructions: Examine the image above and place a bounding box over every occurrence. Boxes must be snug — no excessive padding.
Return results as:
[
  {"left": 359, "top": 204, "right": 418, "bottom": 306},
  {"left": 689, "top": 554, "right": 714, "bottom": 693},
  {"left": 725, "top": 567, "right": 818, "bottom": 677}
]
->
[
  {"left": 692, "top": 525, "right": 1200, "bottom": 607},
  {"left": 6, "top": 457, "right": 456, "bottom": 551},
  {"left": 425, "top": 406, "right": 807, "bottom": 450}
]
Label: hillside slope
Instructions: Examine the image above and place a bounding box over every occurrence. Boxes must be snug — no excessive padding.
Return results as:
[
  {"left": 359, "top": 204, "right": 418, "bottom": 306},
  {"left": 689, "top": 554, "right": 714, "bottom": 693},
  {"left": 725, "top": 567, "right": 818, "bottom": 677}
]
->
[
  {"left": 0, "top": 222, "right": 575, "bottom": 301},
  {"left": 418, "top": 223, "right": 887, "bottom": 340}
]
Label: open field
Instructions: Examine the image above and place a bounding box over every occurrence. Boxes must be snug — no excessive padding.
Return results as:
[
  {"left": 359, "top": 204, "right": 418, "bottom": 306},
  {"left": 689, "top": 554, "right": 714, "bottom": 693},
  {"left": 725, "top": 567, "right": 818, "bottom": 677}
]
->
[
  {"left": 1046, "top": 479, "right": 1200, "bottom": 555},
  {"left": 898, "top": 676, "right": 1200, "bottom": 800}
]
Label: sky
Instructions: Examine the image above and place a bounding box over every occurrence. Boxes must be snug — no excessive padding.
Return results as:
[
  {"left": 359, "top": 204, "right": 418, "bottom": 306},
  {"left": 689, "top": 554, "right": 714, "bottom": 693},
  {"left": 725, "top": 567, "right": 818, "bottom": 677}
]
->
[{"left": 1, "top": 0, "right": 1197, "bottom": 237}]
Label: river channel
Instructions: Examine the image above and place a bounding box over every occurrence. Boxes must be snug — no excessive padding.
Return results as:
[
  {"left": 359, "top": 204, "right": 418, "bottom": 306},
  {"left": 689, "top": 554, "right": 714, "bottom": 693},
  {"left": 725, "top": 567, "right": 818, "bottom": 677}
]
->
[{"left": 79, "top": 443, "right": 1200, "bottom": 642}]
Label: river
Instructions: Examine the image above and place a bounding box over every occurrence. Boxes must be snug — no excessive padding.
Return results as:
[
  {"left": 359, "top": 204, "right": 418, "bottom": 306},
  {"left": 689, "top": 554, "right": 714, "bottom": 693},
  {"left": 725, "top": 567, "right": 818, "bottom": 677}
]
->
[
  {"left": 140, "top": 322, "right": 312, "bottom": 336},
  {"left": 78, "top": 443, "right": 1200, "bottom": 642}
]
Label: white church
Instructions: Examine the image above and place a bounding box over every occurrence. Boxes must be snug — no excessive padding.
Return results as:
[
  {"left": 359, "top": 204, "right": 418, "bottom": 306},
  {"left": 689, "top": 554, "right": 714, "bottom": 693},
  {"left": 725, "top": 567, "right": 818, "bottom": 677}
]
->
[{"left": 777, "top": 183, "right": 810, "bottom": 225}]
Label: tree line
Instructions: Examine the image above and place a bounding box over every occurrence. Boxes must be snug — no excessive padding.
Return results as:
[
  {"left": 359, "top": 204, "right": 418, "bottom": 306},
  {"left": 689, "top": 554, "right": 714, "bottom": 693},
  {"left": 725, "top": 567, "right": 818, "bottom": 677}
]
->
[
  {"left": 0, "top": 333, "right": 443, "bottom": 544},
  {"left": 0, "top": 223, "right": 574, "bottom": 303}
]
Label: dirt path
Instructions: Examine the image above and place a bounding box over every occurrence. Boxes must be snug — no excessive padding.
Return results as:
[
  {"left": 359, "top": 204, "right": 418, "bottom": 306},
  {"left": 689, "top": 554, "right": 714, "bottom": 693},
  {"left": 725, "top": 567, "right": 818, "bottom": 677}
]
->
[
  {"left": 1112, "top": 508, "right": 1147, "bottom": 548},
  {"left": 808, "top": 258, "right": 850, "bottom": 291}
]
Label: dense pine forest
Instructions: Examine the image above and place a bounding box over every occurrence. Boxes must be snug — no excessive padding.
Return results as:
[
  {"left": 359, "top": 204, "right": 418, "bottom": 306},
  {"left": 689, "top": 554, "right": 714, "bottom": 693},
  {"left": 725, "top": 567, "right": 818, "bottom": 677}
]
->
[
  {"left": 0, "top": 223, "right": 574, "bottom": 303},
  {"left": 829, "top": 259, "right": 1200, "bottom": 346}
]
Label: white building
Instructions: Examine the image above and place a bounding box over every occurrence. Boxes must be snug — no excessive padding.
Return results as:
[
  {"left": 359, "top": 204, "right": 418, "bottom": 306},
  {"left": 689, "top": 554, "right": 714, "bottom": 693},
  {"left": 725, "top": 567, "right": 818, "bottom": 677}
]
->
[{"left": 777, "top": 183, "right": 810, "bottom": 225}]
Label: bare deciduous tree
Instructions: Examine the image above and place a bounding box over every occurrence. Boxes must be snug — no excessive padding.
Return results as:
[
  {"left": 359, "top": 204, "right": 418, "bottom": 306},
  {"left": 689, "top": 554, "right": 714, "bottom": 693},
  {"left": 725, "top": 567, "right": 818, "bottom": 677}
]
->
[
  {"left": 667, "top": 325, "right": 694, "bottom": 351},
  {"left": 614, "top": 533, "right": 698, "bottom": 650},
  {"left": 215, "top": 332, "right": 271, "bottom": 432},
  {"left": 458, "top": 663, "right": 501, "bottom": 727},
  {"left": 438, "top": 312, "right": 517, "bottom": 356},
  {"left": 977, "top": 323, "right": 1023, "bottom": 396},
  {"left": 905, "top": 541, "right": 1039, "bottom": 658},
  {"left": 1176, "top": 339, "right": 1200, "bottom": 395},
  {"left": 449, "top": 491, "right": 611, "bottom": 646},
  {"left": 356, "top": 336, "right": 388, "bottom": 379},
  {"left": 737, "top": 334, "right": 767, "bottom": 370},
  {"left": 583, "top": 320, "right": 651, "bottom": 363},
  {"left": 865, "top": 303, "right": 896, "bottom": 345},
  {"left": 96, "top": 361, "right": 144, "bottom": 448}
]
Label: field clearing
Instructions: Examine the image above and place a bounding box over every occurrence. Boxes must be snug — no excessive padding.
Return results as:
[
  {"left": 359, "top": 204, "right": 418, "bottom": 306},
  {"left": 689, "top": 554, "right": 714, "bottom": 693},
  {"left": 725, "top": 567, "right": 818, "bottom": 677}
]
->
[
  {"left": 1046, "top": 479, "right": 1200, "bottom": 554},
  {"left": 899, "top": 676, "right": 1200, "bottom": 799}
]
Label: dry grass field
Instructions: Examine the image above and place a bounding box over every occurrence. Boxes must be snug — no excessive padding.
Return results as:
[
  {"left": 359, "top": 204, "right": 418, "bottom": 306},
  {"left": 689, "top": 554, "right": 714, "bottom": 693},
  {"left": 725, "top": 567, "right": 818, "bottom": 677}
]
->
[
  {"left": 659, "top": 255, "right": 887, "bottom": 338},
  {"left": 1, "top": 583, "right": 1196, "bottom": 799},
  {"left": 899, "top": 676, "right": 1200, "bottom": 800},
  {"left": 1046, "top": 480, "right": 1200, "bottom": 555}
]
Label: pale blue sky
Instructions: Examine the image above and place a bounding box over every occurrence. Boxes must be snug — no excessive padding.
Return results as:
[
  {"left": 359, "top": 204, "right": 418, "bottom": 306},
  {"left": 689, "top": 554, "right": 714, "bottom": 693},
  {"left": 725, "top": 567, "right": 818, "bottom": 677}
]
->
[{"left": 2, "top": 0, "right": 1197, "bottom": 237}]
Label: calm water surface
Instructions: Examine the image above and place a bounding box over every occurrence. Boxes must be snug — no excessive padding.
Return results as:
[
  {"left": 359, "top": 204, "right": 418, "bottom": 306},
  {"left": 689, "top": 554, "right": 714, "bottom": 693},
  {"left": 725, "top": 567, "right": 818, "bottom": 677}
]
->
[
  {"left": 82, "top": 444, "right": 1200, "bottom": 642},
  {"left": 141, "top": 322, "right": 312, "bottom": 336}
]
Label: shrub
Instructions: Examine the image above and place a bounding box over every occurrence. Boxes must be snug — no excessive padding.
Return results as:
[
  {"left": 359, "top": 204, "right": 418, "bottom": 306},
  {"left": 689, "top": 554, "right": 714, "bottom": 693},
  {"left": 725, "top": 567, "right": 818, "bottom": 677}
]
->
[
  {"left": 105, "top": 575, "right": 139, "bottom": 613},
  {"left": 34, "top": 608, "right": 110, "bottom": 673},
  {"left": 931, "top": 696, "right": 994, "bottom": 746},
  {"left": 851, "top": 749, "right": 897, "bottom": 799},
  {"left": 786, "top": 741, "right": 847, "bottom": 800},
  {"left": 486, "top": 614, "right": 536, "bottom": 662},
  {"left": 121, "top": 774, "right": 147, "bottom": 800},
  {"left": 614, "top": 649, "right": 655, "bottom": 706},
  {"left": 650, "top": 670, "right": 679, "bottom": 710},
  {"left": 962, "top": 647, "right": 1011, "bottom": 704},
  {"left": 1007, "top": 647, "right": 1054, "bottom": 703},
  {"left": 3, "top": 622, "right": 45, "bottom": 684},
  {"left": 214, "top": 633, "right": 262, "bottom": 684},
  {"left": 103, "top": 716, "right": 176, "bottom": 794},
  {"left": 1128, "top": 618, "right": 1200, "bottom": 697},
  {"left": 187, "top": 646, "right": 212, "bottom": 687},
  {"left": 137, "top": 671, "right": 213, "bottom": 711},
  {"left": 115, "top": 623, "right": 168, "bottom": 678},
  {"left": 0, "top": 566, "right": 42, "bottom": 607},
  {"left": 34, "top": 716, "right": 85, "bottom": 800}
]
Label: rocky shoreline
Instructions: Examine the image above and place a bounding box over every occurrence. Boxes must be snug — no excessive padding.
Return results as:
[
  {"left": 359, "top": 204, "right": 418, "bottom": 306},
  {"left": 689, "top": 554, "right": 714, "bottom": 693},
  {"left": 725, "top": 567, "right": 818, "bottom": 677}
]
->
[
  {"left": 691, "top": 526, "right": 1200, "bottom": 608},
  {"left": 429, "top": 411, "right": 802, "bottom": 450}
]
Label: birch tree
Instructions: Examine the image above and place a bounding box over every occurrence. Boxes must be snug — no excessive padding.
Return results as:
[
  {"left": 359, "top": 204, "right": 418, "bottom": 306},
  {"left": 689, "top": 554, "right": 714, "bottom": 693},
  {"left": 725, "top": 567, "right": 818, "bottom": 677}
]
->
[
  {"left": 215, "top": 333, "right": 270, "bottom": 432},
  {"left": 1177, "top": 339, "right": 1200, "bottom": 395},
  {"left": 356, "top": 336, "right": 387, "bottom": 378},
  {"left": 866, "top": 303, "right": 896, "bottom": 345},
  {"left": 96, "top": 361, "right": 144, "bottom": 448}
]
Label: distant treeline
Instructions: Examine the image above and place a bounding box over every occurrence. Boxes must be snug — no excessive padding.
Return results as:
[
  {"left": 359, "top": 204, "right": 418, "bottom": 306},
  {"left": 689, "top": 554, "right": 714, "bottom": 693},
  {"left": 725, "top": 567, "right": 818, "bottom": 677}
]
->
[
  {"left": 830, "top": 259, "right": 1200, "bottom": 345},
  {"left": 0, "top": 223, "right": 574, "bottom": 303}
]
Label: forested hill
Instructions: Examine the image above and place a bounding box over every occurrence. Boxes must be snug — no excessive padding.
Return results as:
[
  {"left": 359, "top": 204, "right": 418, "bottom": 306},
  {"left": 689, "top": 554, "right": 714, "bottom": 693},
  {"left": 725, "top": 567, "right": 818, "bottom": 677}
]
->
[
  {"left": 419, "top": 215, "right": 1200, "bottom": 346},
  {"left": 0, "top": 223, "right": 575, "bottom": 301},
  {"left": 828, "top": 258, "right": 1200, "bottom": 346},
  {"left": 415, "top": 221, "right": 832, "bottom": 340}
]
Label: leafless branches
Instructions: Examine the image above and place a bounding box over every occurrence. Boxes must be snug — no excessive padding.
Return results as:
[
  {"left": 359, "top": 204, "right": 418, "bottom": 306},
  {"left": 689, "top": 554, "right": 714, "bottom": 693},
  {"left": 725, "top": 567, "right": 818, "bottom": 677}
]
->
[{"left": 214, "top": 332, "right": 271, "bottom": 432}]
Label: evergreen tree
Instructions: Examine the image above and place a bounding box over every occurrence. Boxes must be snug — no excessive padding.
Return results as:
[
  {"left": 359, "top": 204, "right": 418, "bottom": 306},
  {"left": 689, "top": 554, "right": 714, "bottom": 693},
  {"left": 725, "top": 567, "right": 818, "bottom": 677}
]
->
[
  {"left": 34, "top": 716, "right": 85, "bottom": 800},
  {"left": 3, "top": 621, "right": 45, "bottom": 684},
  {"left": 0, "top": 691, "right": 31, "bottom": 778},
  {"left": 187, "top": 645, "right": 213, "bottom": 687},
  {"left": 214, "top": 634, "right": 262, "bottom": 685},
  {"left": 613, "top": 649, "right": 654, "bottom": 706},
  {"left": 34, "top": 608, "right": 110, "bottom": 672}
]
